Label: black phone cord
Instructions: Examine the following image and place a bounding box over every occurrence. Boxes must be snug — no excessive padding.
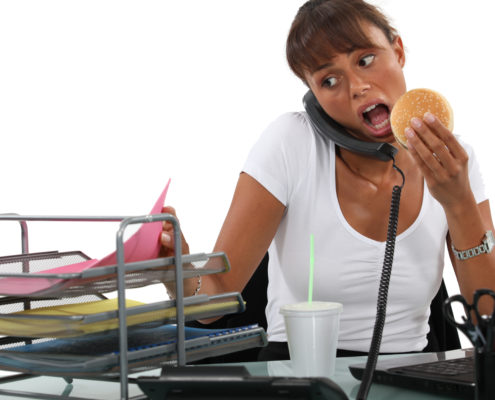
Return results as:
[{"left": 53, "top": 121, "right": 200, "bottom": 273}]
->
[{"left": 356, "top": 160, "right": 405, "bottom": 400}]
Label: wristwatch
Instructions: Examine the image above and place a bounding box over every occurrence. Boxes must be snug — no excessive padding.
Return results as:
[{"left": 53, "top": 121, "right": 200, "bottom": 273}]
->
[{"left": 451, "top": 230, "right": 495, "bottom": 261}]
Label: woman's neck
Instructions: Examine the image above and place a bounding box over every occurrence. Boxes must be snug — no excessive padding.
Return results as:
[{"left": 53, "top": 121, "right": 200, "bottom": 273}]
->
[{"left": 336, "top": 145, "right": 410, "bottom": 189}]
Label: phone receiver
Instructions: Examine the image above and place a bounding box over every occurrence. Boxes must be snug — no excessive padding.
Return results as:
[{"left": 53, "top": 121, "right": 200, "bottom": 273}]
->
[{"left": 303, "top": 90, "right": 397, "bottom": 162}]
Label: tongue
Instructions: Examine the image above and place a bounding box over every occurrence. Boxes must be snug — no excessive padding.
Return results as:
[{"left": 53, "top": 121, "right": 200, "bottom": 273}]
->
[{"left": 366, "top": 104, "right": 389, "bottom": 126}]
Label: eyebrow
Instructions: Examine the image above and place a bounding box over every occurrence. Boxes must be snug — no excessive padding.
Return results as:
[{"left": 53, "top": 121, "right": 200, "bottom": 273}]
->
[
  {"left": 313, "top": 61, "right": 335, "bottom": 73},
  {"left": 311, "top": 43, "right": 385, "bottom": 75},
  {"left": 311, "top": 52, "right": 338, "bottom": 74},
  {"left": 311, "top": 48, "right": 354, "bottom": 74}
]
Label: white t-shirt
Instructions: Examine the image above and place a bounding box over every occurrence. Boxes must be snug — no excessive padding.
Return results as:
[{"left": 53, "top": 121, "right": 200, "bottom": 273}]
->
[{"left": 242, "top": 112, "right": 487, "bottom": 353}]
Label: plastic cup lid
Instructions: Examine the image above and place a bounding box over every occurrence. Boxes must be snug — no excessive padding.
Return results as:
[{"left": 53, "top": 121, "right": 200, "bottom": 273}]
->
[{"left": 280, "top": 301, "right": 343, "bottom": 316}]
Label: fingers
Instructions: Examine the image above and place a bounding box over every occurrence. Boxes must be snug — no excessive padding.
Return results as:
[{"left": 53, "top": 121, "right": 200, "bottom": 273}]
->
[
  {"left": 405, "top": 112, "right": 467, "bottom": 176},
  {"left": 406, "top": 124, "right": 450, "bottom": 177},
  {"left": 418, "top": 113, "right": 464, "bottom": 156},
  {"left": 162, "top": 205, "right": 176, "bottom": 215},
  {"left": 161, "top": 227, "right": 174, "bottom": 248},
  {"left": 161, "top": 206, "right": 176, "bottom": 246},
  {"left": 404, "top": 111, "right": 473, "bottom": 207},
  {"left": 160, "top": 206, "right": 190, "bottom": 255}
]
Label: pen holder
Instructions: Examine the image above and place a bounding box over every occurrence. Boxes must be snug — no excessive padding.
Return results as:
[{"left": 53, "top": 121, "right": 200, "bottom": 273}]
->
[{"left": 475, "top": 350, "right": 495, "bottom": 400}]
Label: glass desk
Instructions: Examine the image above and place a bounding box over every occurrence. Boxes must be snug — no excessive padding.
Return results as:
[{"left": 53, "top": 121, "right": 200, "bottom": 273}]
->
[{"left": 0, "top": 354, "right": 456, "bottom": 400}]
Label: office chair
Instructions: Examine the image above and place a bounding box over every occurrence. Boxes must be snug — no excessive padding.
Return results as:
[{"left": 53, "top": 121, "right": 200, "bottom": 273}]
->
[
  {"left": 188, "top": 252, "right": 460, "bottom": 363},
  {"left": 424, "top": 278, "right": 461, "bottom": 352}
]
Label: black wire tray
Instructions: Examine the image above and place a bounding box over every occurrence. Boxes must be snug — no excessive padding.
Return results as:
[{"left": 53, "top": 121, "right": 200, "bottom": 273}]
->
[{"left": 0, "top": 251, "right": 230, "bottom": 298}]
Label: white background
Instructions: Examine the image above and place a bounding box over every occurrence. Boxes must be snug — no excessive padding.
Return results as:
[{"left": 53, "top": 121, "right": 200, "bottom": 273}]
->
[{"left": 1, "top": 1, "right": 494, "bottom": 348}]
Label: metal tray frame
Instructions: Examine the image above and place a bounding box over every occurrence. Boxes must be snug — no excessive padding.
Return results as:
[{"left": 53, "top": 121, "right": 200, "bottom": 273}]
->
[
  {"left": 0, "top": 213, "right": 243, "bottom": 399},
  {"left": 0, "top": 251, "right": 230, "bottom": 298}
]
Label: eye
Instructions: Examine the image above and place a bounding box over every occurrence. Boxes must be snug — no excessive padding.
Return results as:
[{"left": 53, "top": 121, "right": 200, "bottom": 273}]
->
[
  {"left": 358, "top": 54, "right": 375, "bottom": 67},
  {"left": 322, "top": 76, "right": 339, "bottom": 88}
]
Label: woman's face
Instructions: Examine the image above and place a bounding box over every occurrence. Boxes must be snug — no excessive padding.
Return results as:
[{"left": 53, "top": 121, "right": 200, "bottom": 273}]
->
[{"left": 304, "top": 22, "right": 406, "bottom": 143}]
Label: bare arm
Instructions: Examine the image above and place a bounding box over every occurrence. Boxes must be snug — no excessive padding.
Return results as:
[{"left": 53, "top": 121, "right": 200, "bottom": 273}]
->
[
  {"left": 203, "top": 172, "right": 286, "bottom": 296},
  {"left": 406, "top": 113, "right": 495, "bottom": 313},
  {"left": 161, "top": 172, "right": 286, "bottom": 298},
  {"left": 446, "top": 200, "right": 495, "bottom": 313}
]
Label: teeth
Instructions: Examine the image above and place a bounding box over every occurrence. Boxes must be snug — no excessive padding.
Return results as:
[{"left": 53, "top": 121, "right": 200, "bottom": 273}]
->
[
  {"left": 371, "top": 118, "right": 390, "bottom": 129},
  {"left": 363, "top": 104, "right": 378, "bottom": 113},
  {"left": 362, "top": 103, "right": 389, "bottom": 129}
]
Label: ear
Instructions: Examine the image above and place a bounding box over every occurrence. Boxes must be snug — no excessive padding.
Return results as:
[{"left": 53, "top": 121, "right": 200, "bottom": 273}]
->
[{"left": 393, "top": 36, "right": 406, "bottom": 68}]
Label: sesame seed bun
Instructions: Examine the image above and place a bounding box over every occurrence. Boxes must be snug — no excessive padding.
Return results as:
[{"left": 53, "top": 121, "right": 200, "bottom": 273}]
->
[{"left": 390, "top": 88, "right": 454, "bottom": 149}]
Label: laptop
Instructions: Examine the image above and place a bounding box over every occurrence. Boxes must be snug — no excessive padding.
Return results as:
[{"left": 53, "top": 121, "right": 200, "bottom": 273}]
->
[{"left": 348, "top": 348, "right": 475, "bottom": 399}]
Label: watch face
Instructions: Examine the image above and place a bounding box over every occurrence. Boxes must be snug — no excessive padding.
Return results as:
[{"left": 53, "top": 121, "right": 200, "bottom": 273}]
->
[{"left": 486, "top": 230, "right": 495, "bottom": 251}]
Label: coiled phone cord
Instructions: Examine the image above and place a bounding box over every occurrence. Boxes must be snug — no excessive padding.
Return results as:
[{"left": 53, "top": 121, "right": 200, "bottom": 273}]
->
[{"left": 356, "top": 159, "right": 405, "bottom": 400}]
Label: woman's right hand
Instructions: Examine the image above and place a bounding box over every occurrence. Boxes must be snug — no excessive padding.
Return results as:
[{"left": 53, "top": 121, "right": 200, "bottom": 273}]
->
[
  {"left": 160, "top": 206, "right": 190, "bottom": 257},
  {"left": 160, "top": 206, "right": 194, "bottom": 299}
]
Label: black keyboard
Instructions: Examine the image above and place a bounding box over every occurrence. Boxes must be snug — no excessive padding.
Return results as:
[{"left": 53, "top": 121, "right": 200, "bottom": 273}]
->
[{"left": 391, "top": 356, "right": 474, "bottom": 380}]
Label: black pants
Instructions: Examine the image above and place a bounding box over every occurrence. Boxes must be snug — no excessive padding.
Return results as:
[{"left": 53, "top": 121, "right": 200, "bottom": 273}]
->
[{"left": 258, "top": 341, "right": 368, "bottom": 361}]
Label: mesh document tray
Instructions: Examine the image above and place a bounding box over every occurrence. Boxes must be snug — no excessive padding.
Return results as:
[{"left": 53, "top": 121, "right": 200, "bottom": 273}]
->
[
  {"left": 0, "top": 250, "right": 108, "bottom": 348},
  {"left": 0, "top": 292, "right": 246, "bottom": 338},
  {"left": 0, "top": 324, "right": 268, "bottom": 377},
  {"left": 0, "top": 250, "right": 105, "bottom": 311},
  {"left": 0, "top": 250, "right": 229, "bottom": 298}
]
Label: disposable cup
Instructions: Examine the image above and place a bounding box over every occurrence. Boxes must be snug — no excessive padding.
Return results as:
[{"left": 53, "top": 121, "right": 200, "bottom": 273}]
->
[{"left": 280, "top": 301, "right": 343, "bottom": 377}]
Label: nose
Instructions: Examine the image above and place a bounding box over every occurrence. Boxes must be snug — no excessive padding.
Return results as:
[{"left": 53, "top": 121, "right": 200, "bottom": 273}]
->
[{"left": 349, "top": 73, "right": 371, "bottom": 99}]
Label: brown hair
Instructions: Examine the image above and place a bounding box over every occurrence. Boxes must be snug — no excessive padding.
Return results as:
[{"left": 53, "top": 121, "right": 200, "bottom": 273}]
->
[{"left": 286, "top": 0, "right": 398, "bottom": 83}]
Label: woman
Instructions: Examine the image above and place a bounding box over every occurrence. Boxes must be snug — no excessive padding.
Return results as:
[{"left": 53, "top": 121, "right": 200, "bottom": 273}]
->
[{"left": 161, "top": 0, "right": 495, "bottom": 359}]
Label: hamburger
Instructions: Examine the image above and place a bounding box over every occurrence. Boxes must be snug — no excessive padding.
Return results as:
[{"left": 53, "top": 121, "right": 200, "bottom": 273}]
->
[{"left": 390, "top": 88, "right": 454, "bottom": 149}]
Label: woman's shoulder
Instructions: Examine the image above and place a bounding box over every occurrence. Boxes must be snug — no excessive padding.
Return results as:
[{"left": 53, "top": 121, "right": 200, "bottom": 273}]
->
[
  {"left": 267, "top": 111, "right": 312, "bottom": 132},
  {"left": 260, "top": 111, "right": 315, "bottom": 145},
  {"left": 454, "top": 134, "right": 478, "bottom": 168},
  {"left": 245, "top": 110, "right": 322, "bottom": 171},
  {"left": 455, "top": 134, "right": 476, "bottom": 156}
]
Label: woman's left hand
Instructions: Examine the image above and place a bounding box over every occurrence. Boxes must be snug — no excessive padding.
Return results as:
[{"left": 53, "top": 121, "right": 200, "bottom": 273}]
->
[{"left": 405, "top": 112, "right": 472, "bottom": 210}]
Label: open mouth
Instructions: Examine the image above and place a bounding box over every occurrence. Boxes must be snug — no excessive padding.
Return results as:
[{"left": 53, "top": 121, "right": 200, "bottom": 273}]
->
[{"left": 362, "top": 103, "right": 390, "bottom": 130}]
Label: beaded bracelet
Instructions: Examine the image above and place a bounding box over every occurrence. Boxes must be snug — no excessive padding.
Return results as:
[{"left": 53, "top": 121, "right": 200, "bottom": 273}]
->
[{"left": 193, "top": 275, "right": 202, "bottom": 296}]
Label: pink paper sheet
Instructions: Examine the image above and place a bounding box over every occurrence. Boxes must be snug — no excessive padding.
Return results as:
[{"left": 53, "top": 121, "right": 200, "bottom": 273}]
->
[
  {"left": 97, "top": 179, "right": 170, "bottom": 267},
  {"left": 0, "top": 180, "right": 170, "bottom": 296},
  {"left": 0, "top": 259, "right": 101, "bottom": 297}
]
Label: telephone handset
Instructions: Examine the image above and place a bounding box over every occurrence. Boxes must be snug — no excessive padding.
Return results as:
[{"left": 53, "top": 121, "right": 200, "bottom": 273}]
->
[
  {"left": 302, "top": 90, "right": 397, "bottom": 162},
  {"left": 303, "top": 90, "right": 404, "bottom": 399}
]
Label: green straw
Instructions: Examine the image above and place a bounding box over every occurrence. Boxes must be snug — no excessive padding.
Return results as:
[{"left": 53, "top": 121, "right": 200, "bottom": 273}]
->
[{"left": 308, "top": 234, "right": 314, "bottom": 304}]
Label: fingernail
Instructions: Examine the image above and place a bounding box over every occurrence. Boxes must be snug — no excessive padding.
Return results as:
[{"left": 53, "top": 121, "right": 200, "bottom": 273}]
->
[
  {"left": 410, "top": 117, "right": 422, "bottom": 129},
  {"left": 424, "top": 112, "right": 435, "bottom": 124},
  {"left": 405, "top": 127, "right": 415, "bottom": 139},
  {"left": 161, "top": 232, "right": 171, "bottom": 243}
]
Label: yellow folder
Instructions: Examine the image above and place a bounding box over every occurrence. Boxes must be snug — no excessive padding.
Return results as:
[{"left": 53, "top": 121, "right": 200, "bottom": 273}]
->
[{"left": 0, "top": 298, "right": 241, "bottom": 338}]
